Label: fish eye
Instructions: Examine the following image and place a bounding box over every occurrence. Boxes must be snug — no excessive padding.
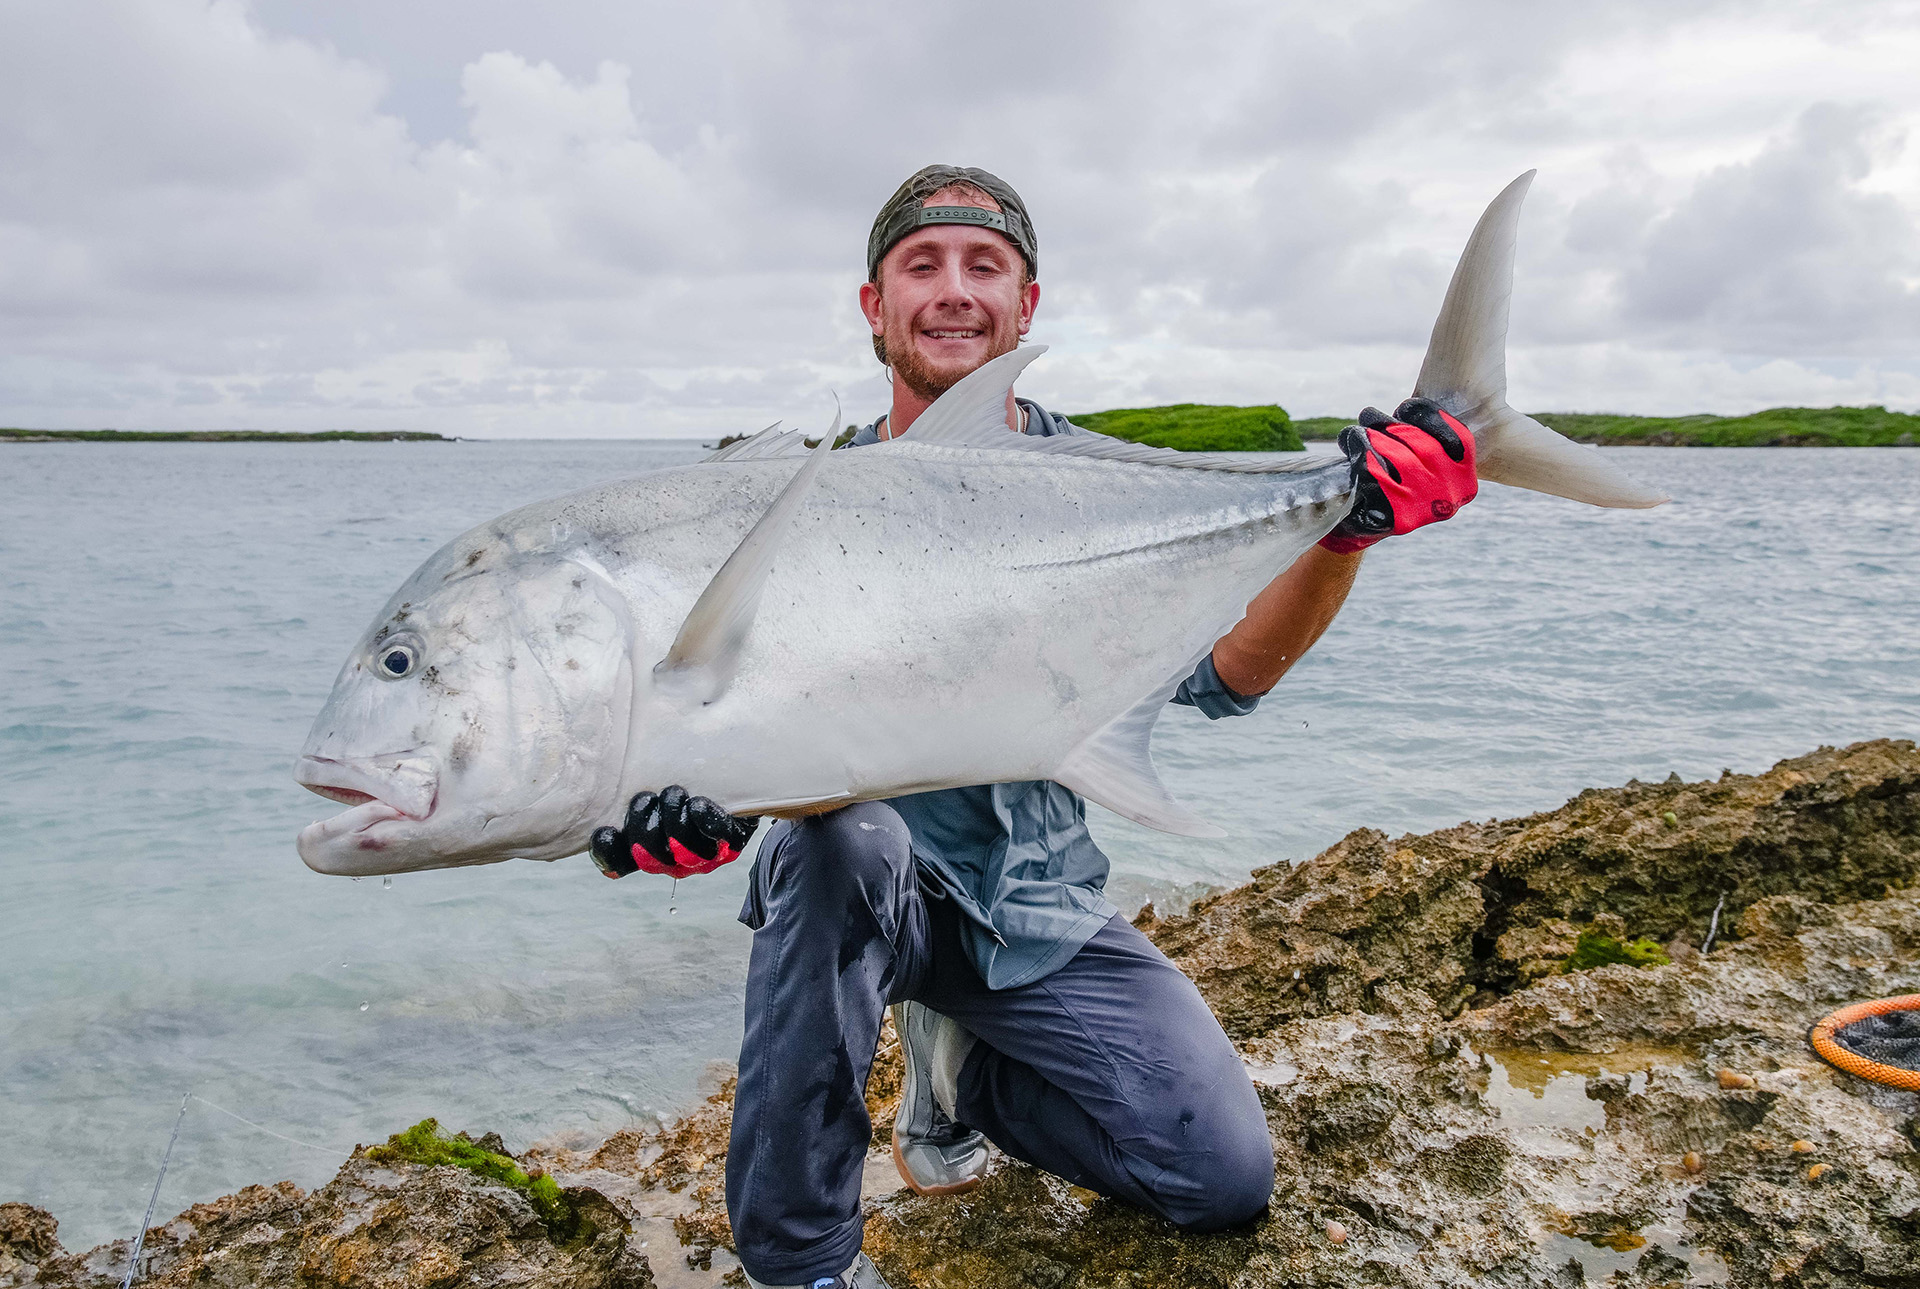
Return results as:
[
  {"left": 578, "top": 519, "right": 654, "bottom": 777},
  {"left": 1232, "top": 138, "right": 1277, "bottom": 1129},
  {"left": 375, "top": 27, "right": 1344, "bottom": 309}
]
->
[{"left": 371, "top": 634, "right": 423, "bottom": 681}]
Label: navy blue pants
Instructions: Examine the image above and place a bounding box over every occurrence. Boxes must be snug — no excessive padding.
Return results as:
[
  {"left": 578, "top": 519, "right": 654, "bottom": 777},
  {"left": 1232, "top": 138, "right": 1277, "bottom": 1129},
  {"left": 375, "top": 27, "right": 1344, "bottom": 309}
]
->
[{"left": 726, "top": 802, "right": 1274, "bottom": 1285}]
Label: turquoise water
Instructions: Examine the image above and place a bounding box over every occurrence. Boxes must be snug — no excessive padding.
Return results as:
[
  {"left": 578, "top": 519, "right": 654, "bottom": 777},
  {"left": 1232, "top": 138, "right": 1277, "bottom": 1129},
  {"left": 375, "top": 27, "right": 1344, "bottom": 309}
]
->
[{"left": 2, "top": 441, "right": 1917, "bottom": 1249}]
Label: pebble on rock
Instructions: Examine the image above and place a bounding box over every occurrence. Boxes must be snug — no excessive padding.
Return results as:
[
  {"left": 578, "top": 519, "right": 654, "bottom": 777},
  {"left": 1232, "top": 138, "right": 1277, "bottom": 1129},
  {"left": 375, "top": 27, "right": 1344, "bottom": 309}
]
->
[
  {"left": 1682, "top": 1152, "right": 1704, "bottom": 1174},
  {"left": 1807, "top": 1163, "right": 1830, "bottom": 1181},
  {"left": 1325, "top": 1221, "right": 1347, "bottom": 1245},
  {"left": 1791, "top": 1139, "right": 1816, "bottom": 1153},
  {"left": 1717, "top": 1068, "right": 1755, "bottom": 1089}
]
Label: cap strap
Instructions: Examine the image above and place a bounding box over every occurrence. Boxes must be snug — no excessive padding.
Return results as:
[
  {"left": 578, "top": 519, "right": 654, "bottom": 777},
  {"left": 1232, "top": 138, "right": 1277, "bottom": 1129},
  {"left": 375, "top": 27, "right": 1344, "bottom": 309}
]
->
[{"left": 912, "top": 205, "right": 1009, "bottom": 233}]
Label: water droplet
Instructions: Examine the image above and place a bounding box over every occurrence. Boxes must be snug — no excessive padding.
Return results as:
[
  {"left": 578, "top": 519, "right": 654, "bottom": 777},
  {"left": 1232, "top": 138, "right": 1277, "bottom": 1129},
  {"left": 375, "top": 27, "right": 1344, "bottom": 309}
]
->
[
  {"left": 359, "top": 1002, "right": 370, "bottom": 1011},
  {"left": 1301, "top": 721, "right": 1309, "bottom": 729},
  {"left": 351, "top": 876, "right": 362, "bottom": 883},
  {"left": 382, "top": 876, "right": 392, "bottom": 890}
]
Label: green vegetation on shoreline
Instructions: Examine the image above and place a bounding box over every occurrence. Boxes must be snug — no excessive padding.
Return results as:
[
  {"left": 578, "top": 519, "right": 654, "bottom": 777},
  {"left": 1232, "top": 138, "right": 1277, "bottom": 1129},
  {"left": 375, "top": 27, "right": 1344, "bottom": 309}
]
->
[
  {"left": 0, "top": 428, "right": 449, "bottom": 442},
  {"left": 1292, "top": 416, "right": 1351, "bottom": 441},
  {"left": 1067, "top": 403, "right": 1302, "bottom": 451},
  {"left": 1294, "top": 404, "right": 1920, "bottom": 447}
]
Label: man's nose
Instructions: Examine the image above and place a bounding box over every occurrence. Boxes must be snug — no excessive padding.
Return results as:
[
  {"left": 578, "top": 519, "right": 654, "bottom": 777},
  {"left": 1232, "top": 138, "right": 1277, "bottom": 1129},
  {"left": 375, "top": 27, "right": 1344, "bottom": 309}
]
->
[{"left": 931, "top": 262, "right": 978, "bottom": 308}]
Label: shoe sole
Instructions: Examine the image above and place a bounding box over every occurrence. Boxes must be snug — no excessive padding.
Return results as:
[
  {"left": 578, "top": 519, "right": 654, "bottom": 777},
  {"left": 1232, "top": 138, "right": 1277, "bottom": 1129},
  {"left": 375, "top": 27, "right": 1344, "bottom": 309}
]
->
[{"left": 891, "top": 1128, "right": 984, "bottom": 1197}]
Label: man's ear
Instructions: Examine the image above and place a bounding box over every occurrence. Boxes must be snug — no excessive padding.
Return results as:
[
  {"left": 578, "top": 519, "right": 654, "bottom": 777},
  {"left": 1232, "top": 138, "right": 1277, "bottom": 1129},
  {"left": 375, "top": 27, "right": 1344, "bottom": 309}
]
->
[
  {"left": 1018, "top": 280, "right": 1040, "bottom": 337},
  {"left": 859, "top": 280, "right": 885, "bottom": 337}
]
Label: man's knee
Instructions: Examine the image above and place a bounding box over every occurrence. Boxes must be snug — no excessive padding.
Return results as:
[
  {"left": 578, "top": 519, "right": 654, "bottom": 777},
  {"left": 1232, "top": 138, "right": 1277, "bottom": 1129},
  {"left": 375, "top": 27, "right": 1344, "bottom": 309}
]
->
[
  {"left": 1174, "top": 1115, "right": 1275, "bottom": 1231},
  {"left": 764, "top": 800, "right": 914, "bottom": 911},
  {"left": 1148, "top": 1074, "right": 1275, "bottom": 1232}
]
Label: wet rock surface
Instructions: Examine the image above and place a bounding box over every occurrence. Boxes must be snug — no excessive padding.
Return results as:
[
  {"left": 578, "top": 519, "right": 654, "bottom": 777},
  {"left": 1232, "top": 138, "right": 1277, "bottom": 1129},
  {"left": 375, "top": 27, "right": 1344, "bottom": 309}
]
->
[
  {"left": 10, "top": 741, "right": 1919, "bottom": 1287},
  {"left": 0, "top": 1154, "right": 653, "bottom": 1288}
]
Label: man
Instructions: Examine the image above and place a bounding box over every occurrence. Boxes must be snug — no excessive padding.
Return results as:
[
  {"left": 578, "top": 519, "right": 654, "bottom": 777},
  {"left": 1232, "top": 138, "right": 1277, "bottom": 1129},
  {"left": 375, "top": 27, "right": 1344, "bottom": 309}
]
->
[{"left": 590, "top": 165, "right": 1479, "bottom": 1289}]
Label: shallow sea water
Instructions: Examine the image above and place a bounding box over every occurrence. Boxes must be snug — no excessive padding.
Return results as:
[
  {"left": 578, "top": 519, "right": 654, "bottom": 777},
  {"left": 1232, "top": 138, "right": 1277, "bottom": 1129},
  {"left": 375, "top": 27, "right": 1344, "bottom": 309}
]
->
[{"left": 2, "top": 440, "right": 1917, "bottom": 1249}]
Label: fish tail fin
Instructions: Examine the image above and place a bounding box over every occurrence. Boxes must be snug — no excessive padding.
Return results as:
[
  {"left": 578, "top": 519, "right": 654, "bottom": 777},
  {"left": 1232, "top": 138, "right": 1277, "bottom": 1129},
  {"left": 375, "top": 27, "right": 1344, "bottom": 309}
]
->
[{"left": 1415, "top": 171, "right": 1668, "bottom": 509}]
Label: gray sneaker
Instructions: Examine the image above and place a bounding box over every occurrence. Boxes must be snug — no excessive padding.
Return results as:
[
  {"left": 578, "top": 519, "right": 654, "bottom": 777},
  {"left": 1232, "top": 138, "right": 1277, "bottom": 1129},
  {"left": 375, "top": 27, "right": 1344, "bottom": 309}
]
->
[
  {"left": 889, "top": 1002, "right": 989, "bottom": 1195},
  {"left": 742, "top": 1252, "right": 892, "bottom": 1289}
]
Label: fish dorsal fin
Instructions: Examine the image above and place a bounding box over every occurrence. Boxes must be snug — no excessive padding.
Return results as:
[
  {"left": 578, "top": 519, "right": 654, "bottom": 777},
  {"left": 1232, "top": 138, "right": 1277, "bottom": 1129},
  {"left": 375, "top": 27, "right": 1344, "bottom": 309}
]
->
[
  {"left": 656, "top": 428, "right": 836, "bottom": 702},
  {"left": 894, "top": 343, "right": 1340, "bottom": 481},
  {"left": 1052, "top": 656, "right": 1227, "bottom": 839},
  {"left": 899, "top": 345, "right": 1049, "bottom": 445}
]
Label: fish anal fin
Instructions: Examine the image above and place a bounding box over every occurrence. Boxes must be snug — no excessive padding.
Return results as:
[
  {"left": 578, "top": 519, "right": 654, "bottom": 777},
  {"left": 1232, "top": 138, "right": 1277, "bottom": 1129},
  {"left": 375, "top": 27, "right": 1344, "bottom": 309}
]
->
[
  {"left": 656, "top": 429, "right": 835, "bottom": 702},
  {"left": 1054, "top": 684, "right": 1226, "bottom": 839}
]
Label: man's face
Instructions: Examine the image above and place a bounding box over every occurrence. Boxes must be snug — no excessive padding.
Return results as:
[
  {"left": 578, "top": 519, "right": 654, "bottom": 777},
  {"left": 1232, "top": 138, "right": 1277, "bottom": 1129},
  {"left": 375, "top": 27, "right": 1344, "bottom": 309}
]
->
[{"left": 860, "top": 193, "right": 1039, "bottom": 402}]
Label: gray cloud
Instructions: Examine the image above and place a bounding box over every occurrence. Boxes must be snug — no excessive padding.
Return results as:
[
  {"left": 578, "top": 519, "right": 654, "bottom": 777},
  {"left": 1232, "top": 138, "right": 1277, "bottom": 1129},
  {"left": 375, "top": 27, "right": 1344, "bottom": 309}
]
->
[
  {"left": 1, "top": 0, "right": 1916, "bottom": 434},
  {"left": 1619, "top": 104, "right": 1920, "bottom": 350}
]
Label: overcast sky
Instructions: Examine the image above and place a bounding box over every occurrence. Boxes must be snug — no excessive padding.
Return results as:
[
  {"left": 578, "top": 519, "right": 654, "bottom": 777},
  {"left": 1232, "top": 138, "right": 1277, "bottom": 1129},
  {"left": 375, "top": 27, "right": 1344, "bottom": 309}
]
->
[{"left": 3, "top": 0, "right": 1918, "bottom": 436}]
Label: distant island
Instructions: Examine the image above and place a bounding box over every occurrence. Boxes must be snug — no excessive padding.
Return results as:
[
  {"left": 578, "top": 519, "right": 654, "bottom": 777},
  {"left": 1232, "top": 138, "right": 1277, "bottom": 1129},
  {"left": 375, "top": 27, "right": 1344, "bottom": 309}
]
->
[
  {"left": 1069, "top": 403, "right": 1301, "bottom": 451},
  {"left": 1292, "top": 404, "right": 1920, "bottom": 448},
  {"left": 1063, "top": 402, "right": 1919, "bottom": 449},
  {"left": 0, "top": 428, "right": 450, "bottom": 442}
]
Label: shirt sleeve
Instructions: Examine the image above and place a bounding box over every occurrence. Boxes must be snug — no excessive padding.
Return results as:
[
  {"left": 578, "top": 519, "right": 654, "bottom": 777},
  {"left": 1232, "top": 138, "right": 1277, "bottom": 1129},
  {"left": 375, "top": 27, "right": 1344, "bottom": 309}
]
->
[{"left": 1170, "top": 651, "right": 1265, "bottom": 719}]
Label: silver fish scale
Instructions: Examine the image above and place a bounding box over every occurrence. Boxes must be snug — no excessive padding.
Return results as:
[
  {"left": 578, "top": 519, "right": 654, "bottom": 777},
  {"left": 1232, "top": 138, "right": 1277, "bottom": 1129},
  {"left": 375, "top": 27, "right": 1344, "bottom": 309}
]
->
[{"left": 580, "top": 442, "right": 1356, "bottom": 815}]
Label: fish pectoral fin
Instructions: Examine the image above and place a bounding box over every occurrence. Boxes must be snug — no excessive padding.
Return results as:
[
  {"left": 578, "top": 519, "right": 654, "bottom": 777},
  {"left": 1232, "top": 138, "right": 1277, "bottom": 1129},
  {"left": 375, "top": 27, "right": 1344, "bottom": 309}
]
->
[
  {"left": 1054, "top": 682, "right": 1227, "bottom": 839},
  {"left": 899, "top": 344, "right": 1338, "bottom": 479},
  {"left": 655, "top": 426, "right": 836, "bottom": 702}
]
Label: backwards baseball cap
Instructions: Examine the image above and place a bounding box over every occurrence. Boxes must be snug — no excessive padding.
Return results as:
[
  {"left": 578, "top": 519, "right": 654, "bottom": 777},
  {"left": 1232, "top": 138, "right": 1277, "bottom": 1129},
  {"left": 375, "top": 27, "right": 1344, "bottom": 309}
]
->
[{"left": 866, "top": 164, "right": 1038, "bottom": 283}]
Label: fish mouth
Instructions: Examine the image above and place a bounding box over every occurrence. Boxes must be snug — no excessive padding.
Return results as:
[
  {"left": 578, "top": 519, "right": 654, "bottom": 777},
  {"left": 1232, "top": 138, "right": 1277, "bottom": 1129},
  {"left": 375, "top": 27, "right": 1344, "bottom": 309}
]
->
[
  {"left": 295, "top": 752, "right": 437, "bottom": 820},
  {"left": 297, "top": 798, "right": 410, "bottom": 872},
  {"left": 294, "top": 753, "right": 440, "bottom": 873}
]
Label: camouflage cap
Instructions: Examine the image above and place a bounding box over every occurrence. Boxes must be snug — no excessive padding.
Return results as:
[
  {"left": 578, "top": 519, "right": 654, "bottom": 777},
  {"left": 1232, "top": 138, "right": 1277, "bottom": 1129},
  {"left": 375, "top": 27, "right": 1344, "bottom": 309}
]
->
[{"left": 866, "top": 164, "right": 1038, "bottom": 283}]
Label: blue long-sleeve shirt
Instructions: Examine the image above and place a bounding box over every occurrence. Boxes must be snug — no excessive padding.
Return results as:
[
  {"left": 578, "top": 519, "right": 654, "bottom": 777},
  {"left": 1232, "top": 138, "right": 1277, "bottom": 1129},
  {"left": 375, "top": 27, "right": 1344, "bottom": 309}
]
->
[{"left": 744, "top": 395, "right": 1263, "bottom": 989}]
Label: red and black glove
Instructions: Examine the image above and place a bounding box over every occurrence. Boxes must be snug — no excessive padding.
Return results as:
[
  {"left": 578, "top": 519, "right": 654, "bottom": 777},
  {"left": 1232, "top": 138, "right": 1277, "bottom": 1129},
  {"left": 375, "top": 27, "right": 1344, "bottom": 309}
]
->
[
  {"left": 1319, "top": 397, "right": 1478, "bottom": 554},
  {"left": 589, "top": 786, "right": 759, "bottom": 879}
]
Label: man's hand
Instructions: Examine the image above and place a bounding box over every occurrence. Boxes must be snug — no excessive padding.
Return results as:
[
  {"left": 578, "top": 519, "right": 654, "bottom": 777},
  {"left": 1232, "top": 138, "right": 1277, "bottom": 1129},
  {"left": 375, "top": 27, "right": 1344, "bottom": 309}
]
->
[
  {"left": 589, "top": 786, "right": 759, "bottom": 879},
  {"left": 1319, "top": 397, "right": 1478, "bottom": 554}
]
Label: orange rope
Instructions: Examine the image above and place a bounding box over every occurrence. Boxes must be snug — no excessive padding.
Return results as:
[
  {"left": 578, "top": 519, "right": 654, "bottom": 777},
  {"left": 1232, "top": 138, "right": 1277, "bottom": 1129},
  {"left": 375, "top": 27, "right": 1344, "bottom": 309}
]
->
[{"left": 1807, "top": 994, "right": 1920, "bottom": 1092}]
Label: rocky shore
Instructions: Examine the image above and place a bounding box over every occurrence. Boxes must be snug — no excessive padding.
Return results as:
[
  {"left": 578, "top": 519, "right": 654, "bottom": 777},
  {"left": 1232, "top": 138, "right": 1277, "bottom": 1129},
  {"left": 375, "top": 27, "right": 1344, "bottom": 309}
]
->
[{"left": 6, "top": 740, "right": 1917, "bottom": 1288}]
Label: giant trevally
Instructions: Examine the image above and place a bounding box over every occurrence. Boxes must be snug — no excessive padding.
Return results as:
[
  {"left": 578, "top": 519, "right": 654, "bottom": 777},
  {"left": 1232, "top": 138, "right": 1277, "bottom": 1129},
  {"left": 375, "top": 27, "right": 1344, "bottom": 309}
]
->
[{"left": 294, "top": 172, "right": 1664, "bottom": 876}]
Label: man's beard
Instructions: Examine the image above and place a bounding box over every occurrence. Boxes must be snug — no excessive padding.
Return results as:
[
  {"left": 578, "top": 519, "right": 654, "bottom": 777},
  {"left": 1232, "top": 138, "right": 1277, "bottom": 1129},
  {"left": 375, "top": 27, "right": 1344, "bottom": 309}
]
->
[{"left": 883, "top": 311, "right": 1020, "bottom": 402}]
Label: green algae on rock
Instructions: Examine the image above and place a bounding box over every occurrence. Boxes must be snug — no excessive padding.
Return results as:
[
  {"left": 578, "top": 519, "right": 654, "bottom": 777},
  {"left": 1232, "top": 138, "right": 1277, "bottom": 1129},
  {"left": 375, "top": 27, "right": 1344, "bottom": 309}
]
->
[
  {"left": 365, "top": 1118, "right": 576, "bottom": 1236},
  {"left": 1562, "top": 930, "right": 1672, "bottom": 973}
]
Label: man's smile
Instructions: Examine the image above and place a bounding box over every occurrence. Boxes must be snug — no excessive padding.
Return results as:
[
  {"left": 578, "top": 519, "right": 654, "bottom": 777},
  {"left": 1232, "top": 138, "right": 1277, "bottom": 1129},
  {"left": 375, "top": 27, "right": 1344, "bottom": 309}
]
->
[{"left": 924, "top": 328, "right": 983, "bottom": 339}]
